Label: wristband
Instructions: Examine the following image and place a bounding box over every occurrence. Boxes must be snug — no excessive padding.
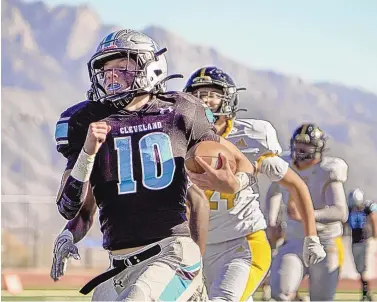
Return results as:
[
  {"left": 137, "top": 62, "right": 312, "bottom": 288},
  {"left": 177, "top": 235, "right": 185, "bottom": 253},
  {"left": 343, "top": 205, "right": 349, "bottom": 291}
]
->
[{"left": 70, "top": 148, "right": 96, "bottom": 182}]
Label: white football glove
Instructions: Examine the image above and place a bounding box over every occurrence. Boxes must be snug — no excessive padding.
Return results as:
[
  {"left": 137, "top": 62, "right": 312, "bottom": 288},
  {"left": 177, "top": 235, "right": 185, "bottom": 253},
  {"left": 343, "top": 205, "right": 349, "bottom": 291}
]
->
[
  {"left": 303, "top": 236, "right": 326, "bottom": 267},
  {"left": 50, "top": 229, "right": 80, "bottom": 281}
]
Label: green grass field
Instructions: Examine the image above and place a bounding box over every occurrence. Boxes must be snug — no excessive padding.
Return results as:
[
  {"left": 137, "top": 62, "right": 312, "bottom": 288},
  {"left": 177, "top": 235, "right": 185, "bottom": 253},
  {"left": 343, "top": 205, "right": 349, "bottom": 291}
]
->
[{"left": 2, "top": 289, "right": 373, "bottom": 301}]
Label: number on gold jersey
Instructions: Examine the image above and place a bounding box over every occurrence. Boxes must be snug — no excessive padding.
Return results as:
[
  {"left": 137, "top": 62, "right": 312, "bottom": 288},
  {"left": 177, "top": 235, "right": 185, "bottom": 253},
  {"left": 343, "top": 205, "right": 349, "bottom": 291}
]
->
[{"left": 205, "top": 190, "right": 236, "bottom": 211}]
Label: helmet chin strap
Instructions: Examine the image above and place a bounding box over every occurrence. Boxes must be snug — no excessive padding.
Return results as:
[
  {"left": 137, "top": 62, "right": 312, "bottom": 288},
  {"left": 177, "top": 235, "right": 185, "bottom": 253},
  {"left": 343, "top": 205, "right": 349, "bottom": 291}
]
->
[
  {"left": 106, "top": 91, "right": 139, "bottom": 111},
  {"left": 99, "top": 73, "right": 184, "bottom": 112}
]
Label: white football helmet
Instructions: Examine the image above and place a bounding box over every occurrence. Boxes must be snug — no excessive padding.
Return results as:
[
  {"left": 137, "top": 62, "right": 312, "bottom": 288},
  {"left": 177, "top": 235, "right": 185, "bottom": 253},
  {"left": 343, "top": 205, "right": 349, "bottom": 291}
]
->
[
  {"left": 349, "top": 188, "right": 364, "bottom": 207},
  {"left": 87, "top": 29, "right": 181, "bottom": 110}
]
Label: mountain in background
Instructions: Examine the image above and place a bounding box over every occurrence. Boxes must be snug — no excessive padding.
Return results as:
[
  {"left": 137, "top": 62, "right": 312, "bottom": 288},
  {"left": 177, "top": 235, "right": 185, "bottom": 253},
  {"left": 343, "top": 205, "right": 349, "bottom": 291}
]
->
[{"left": 2, "top": 0, "right": 377, "bottom": 200}]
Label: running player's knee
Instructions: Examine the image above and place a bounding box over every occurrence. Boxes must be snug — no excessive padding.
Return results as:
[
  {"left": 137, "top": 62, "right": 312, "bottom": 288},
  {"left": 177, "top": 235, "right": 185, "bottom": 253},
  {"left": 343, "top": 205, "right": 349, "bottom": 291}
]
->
[
  {"left": 270, "top": 269, "right": 301, "bottom": 301},
  {"left": 355, "top": 259, "right": 366, "bottom": 274}
]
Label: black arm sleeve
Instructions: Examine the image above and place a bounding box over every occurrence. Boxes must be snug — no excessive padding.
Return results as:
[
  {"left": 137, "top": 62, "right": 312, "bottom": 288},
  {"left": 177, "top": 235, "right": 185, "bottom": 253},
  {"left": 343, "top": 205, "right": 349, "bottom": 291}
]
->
[
  {"left": 54, "top": 101, "right": 91, "bottom": 219},
  {"left": 57, "top": 175, "right": 86, "bottom": 220}
]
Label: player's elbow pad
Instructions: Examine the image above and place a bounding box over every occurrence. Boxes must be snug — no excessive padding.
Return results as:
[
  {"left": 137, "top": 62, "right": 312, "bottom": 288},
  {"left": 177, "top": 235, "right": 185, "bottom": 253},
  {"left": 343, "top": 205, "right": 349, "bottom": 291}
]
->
[{"left": 56, "top": 175, "right": 86, "bottom": 220}]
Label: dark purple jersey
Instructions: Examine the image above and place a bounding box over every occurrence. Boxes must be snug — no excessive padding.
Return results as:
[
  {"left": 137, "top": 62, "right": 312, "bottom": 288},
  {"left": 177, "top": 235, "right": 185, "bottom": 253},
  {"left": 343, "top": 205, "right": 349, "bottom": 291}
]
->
[{"left": 54, "top": 92, "right": 218, "bottom": 250}]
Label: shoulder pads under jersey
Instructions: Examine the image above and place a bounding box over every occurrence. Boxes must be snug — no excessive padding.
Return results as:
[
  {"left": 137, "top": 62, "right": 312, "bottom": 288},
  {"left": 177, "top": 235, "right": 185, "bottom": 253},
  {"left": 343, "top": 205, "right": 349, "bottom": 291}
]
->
[
  {"left": 321, "top": 156, "right": 348, "bottom": 183},
  {"left": 54, "top": 100, "right": 111, "bottom": 159},
  {"left": 236, "top": 119, "right": 283, "bottom": 155},
  {"left": 158, "top": 91, "right": 198, "bottom": 104},
  {"left": 161, "top": 91, "right": 215, "bottom": 125},
  {"left": 257, "top": 153, "right": 289, "bottom": 182}
]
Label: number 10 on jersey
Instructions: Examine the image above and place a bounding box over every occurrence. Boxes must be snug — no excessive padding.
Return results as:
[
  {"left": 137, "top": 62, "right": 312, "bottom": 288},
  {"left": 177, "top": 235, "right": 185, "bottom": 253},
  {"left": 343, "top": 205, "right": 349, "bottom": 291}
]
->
[{"left": 114, "top": 132, "right": 176, "bottom": 194}]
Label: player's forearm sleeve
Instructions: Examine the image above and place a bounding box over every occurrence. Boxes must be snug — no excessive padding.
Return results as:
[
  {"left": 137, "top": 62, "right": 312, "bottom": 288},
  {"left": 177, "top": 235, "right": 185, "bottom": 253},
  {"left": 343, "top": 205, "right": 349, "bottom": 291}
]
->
[
  {"left": 314, "top": 181, "right": 348, "bottom": 223},
  {"left": 56, "top": 149, "right": 94, "bottom": 220},
  {"left": 57, "top": 176, "right": 86, "bottom": 220},
  {"left": 64, "top": 207, "right": 94, "bottom": 243}
]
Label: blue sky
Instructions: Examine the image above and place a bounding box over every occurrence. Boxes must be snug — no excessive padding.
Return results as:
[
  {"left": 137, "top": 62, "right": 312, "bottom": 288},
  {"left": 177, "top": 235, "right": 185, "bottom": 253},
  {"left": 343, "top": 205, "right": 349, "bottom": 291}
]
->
[{"left": 29, "top": 0, "right": 377, "bottom": 93}]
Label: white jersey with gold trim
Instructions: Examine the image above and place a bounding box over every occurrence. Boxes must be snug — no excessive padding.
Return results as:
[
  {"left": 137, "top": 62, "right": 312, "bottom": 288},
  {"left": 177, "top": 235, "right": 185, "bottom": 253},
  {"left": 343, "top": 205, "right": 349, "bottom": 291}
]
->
[
  {"left": 275, "top": 155, "right": 348, "bottom": 241},
  {"left": 206, "top": 118, "right": 283, "bottom": 244},
  {"left": 227, "top": 119, "right": 282, "bottom": 162}
]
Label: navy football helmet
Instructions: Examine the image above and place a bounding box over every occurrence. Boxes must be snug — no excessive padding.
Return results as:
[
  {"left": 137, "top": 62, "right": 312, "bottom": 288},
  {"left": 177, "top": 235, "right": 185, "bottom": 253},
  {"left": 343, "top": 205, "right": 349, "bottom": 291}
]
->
[
  {"left": 290, "top": 123, "right": 327, "bottom": 163},
  {"left": 183, "top": 66, "right": 246, "bottom": 119}
]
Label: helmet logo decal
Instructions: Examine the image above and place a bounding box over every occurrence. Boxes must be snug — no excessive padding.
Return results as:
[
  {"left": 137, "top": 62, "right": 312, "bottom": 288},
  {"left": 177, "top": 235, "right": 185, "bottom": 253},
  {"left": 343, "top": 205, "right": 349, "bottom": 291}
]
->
[{"left": 102, "top": 44, "right": 118, "bottom": 51}]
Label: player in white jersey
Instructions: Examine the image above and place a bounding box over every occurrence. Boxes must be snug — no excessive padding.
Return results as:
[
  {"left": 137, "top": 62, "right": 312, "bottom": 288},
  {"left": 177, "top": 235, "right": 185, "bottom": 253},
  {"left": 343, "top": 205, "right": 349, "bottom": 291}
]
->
[
  {"left": 268, "top": 123, "right": 349, "bottom": 301},
  {"left": 184, "top": 67, "right": 326, "bottom": 301}
]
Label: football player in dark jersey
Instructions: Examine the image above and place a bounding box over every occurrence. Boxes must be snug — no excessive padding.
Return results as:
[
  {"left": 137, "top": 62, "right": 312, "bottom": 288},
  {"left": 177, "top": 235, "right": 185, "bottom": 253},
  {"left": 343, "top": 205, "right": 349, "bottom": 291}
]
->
[
  {"left": 347, "top": 188, "right": 377, "bottom": 301},
  {"left": 51, "top": 29, "right": 258, "bottom": 301}
]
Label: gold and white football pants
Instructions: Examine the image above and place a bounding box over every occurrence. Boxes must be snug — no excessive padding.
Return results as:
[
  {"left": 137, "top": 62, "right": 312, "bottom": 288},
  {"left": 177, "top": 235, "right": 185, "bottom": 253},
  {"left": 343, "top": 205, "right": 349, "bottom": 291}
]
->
[{"left": 203, "top": 230, "right": 271, "bottom": 301}]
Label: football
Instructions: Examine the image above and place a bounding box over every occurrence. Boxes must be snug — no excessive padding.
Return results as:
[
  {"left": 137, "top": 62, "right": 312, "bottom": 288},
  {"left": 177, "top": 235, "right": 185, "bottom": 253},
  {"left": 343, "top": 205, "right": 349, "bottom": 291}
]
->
[{"left": 185, "top": 141, "right": 237, "bottom": 174}]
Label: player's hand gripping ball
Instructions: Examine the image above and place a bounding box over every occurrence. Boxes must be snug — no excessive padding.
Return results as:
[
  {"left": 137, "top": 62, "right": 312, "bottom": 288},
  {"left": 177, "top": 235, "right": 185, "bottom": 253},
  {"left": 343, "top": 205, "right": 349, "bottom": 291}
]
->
[{"left": 185, "top": 141, "right": 237, "bottom": 174}]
